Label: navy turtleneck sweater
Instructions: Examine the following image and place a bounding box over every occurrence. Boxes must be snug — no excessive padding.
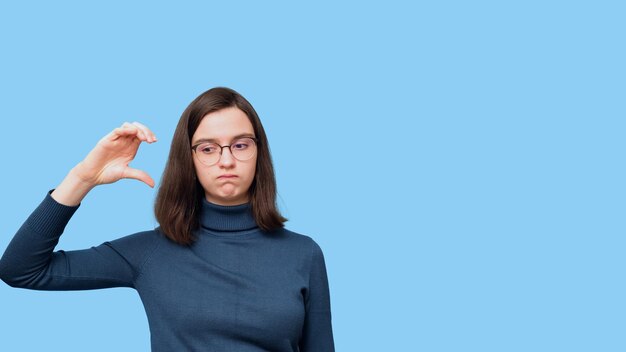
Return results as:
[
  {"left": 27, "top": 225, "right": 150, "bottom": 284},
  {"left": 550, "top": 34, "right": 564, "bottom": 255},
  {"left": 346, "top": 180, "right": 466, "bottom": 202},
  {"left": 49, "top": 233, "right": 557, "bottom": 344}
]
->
[{"left": 0, "top": 190, "right": 335, "bottom": 352}]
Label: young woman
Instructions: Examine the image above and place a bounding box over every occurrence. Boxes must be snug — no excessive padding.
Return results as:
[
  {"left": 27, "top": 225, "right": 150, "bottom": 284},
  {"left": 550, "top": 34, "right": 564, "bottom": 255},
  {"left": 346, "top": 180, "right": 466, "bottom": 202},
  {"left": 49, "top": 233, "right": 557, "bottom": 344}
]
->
[{"left": 0, "top": 87, "right": 335, "bottom": 351}]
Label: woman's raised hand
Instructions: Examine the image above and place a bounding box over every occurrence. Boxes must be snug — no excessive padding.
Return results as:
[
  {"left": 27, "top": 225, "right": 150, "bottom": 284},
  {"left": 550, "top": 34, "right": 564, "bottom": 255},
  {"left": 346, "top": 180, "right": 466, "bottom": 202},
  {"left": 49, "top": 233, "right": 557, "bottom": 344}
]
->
[{"left": 73, "top": 122, "right": 158, "bottom": 188}]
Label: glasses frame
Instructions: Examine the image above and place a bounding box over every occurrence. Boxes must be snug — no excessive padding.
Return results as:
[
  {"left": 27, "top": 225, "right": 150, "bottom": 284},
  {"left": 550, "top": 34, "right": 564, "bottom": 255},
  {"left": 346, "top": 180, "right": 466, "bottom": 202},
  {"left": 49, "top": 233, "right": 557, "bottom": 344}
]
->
[{"left": 191, "top": 137, "right": 258, "bottom": 166}]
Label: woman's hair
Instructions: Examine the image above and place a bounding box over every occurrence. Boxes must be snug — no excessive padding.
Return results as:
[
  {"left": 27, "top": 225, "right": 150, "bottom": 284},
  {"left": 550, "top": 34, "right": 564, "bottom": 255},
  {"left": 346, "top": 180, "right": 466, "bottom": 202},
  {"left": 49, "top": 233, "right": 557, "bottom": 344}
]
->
[{"left": 154, "top": 87, "right": 288, "bottom": 246}]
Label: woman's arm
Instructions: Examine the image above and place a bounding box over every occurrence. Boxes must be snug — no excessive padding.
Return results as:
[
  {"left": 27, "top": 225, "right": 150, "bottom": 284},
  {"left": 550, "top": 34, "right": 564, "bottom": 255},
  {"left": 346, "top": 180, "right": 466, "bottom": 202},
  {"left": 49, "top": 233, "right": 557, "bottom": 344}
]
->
[
  {"left": 0, "top": 121, "right": 159, "bottom": 290},
  {"left": 0, "top": 189, "right": 150, "bottom": 290},
  {"left": 299, "top": 240, "right": 336, "bottom": 352}
]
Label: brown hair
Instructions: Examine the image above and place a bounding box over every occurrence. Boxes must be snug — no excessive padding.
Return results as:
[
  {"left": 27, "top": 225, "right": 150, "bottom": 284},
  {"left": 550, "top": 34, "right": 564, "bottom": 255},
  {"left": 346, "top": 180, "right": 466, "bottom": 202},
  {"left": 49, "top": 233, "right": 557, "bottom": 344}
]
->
[{"left": 154, "top": 87, "right": 288, "bottom": 245}]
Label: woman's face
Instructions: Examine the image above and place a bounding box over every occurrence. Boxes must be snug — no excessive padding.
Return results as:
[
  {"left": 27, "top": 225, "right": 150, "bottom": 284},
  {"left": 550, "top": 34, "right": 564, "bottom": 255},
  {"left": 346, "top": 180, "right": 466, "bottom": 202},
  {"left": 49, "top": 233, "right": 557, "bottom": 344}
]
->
[{"left": 191, "top": 106, "right": 257, "bottom": 206}]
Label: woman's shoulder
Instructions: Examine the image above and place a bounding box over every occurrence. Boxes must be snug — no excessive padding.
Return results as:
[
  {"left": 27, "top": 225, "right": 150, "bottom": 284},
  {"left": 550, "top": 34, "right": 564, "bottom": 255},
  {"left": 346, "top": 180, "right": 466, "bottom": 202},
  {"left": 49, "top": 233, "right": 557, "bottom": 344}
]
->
[
  {"left": 105, "top": 227, "right": 165, "bottom": 246},
  {"left": 102, "top": 227, "right": 166, "bottom": 263},
  {"left": 276, "top": 228, "right": 329, "bottom": 273},
  {"left": 272, "top": 227, "right": 324, "bottom": 250}
]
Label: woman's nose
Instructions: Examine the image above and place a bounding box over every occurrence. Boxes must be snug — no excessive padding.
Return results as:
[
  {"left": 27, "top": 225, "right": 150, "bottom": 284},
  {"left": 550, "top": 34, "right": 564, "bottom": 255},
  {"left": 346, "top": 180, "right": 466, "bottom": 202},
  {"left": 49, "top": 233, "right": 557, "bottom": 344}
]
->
[{"left": 218, "top": 148, "right": 235, "bottom": 166}]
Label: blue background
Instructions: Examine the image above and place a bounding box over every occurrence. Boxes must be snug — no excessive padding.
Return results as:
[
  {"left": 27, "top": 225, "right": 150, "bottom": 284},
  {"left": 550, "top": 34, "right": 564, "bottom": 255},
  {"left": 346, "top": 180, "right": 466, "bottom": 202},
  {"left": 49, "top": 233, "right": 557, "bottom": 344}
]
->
[{"left": 0, "top": 1, "right": 624, "bottom": 351}]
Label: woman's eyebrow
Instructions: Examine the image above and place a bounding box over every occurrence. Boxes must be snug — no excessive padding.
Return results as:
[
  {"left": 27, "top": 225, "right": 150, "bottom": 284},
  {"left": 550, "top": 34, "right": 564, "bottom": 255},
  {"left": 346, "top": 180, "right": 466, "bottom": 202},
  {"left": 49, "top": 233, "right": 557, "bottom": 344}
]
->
[{"left": 193, "top": 133, "right": 255, "bottom": 145}]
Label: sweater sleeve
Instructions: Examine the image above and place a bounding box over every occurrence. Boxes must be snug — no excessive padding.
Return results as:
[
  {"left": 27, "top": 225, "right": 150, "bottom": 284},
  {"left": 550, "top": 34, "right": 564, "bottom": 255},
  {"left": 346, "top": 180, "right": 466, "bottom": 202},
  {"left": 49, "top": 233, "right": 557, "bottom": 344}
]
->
[
  {"left": 0, "top": 189, "right": 155, "bottom": 291},
  {"left": 299, "top": 239, "right": 335, "bottom": 352}
]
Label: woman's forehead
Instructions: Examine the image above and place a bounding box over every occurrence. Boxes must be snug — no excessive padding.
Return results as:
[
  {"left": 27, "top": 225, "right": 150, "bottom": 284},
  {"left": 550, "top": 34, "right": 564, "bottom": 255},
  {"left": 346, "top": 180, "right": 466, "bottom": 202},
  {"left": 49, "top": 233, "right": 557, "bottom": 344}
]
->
[
  {"left": 193, "top": 108, "right": 255, "bottom": 144},
  {"left": 193, "top": 133, "right": 256, "bottom": 145}
]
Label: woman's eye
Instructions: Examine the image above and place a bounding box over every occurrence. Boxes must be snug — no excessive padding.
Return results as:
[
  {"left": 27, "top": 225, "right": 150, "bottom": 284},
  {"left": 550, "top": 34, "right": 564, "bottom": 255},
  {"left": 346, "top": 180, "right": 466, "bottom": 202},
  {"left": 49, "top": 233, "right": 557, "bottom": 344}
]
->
[
  {"left": 201, "top": 145, "right": 217, "bottom": 153},
  {"left": 233, "top": 143, "right": 248, "bottom": 149}
]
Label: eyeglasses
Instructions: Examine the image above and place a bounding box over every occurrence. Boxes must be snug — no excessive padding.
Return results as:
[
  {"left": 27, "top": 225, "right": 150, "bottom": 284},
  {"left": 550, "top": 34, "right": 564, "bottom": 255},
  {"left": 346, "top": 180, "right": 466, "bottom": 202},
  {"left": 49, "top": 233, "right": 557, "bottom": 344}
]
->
[{"left": 191, "top": 137, "right": 258, "bottom": 166}]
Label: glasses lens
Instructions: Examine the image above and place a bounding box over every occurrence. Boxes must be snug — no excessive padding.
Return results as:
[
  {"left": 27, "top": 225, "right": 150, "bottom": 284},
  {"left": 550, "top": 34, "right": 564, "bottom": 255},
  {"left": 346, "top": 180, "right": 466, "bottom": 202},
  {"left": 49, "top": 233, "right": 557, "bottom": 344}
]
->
[
  {"left": 195, "top": 138, "right": 256, "bottom": 165},
  {"left": 231, "top": 138, "right": 256, "bottom": 161},
  {"left": 197, "top": 143, "right": 221, "bottom": 165}
]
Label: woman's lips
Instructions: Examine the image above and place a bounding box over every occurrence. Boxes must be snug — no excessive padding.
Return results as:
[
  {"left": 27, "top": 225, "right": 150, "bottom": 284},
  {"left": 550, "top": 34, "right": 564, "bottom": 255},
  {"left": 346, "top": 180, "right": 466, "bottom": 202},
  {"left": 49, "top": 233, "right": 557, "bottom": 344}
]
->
[{"left": 218, "top": 175, "right": 237, "bottom": 179}]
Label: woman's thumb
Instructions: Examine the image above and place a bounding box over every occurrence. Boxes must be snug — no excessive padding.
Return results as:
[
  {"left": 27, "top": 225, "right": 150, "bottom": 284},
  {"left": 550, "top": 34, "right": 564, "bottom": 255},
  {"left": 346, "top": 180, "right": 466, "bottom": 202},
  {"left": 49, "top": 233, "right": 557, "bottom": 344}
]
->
[{"left": 123, "top": 167, "right": 155, "bottom": 188}]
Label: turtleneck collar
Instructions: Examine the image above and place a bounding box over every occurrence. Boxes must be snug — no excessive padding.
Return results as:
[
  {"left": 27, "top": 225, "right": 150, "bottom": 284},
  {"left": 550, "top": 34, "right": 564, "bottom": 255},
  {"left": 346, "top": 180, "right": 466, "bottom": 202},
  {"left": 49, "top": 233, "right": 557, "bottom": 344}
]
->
[{"left": 199, "top": 197, "right": 258, "bottom": 232}]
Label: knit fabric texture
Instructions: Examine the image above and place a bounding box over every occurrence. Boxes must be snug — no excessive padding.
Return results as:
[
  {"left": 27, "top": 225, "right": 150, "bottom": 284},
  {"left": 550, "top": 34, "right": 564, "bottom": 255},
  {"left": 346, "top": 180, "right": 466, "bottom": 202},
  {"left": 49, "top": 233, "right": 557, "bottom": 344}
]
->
[{"left": 0, "top": 190, "right": 335, "bottom": 352}]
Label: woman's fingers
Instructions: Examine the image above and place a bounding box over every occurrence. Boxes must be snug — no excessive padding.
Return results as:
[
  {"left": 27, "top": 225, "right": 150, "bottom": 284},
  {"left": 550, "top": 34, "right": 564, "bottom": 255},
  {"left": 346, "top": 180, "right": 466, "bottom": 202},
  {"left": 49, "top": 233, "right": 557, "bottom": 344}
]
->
[
  {"left": 108, "top": 122, "right": 157, "bottom": 143},
  {"left": 121, "top": 122, "right": 148, "bottom": 141},
  {"left": 109, "top": 125, "right": 141, "bottom": 141},
  {"left": 131, "top": 122, "right": 157, "bottom": 142},
  {"left": 123, "top": 167, "right": 155, "bottom": 188},
  {"left": 122, "top": 121, "right": 155, "bottom": 143},
  {"left": 78, "top": 122, "right": 158, "bottom": 187}
]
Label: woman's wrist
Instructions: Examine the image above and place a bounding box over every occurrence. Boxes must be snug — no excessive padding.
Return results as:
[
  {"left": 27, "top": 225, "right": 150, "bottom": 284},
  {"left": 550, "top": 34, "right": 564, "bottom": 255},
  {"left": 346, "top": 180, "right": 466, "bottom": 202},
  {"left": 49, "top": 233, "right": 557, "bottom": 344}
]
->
[{"left": 50, "top": 166, "right": 97, "bottom": 206}]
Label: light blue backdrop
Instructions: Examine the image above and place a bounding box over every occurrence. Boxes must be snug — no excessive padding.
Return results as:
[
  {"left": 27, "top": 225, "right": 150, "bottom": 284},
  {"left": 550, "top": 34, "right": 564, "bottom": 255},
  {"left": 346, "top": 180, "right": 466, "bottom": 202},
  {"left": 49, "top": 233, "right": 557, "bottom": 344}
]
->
[{"left": 0, "top": 1, "right": 624, "bottom": 351}]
